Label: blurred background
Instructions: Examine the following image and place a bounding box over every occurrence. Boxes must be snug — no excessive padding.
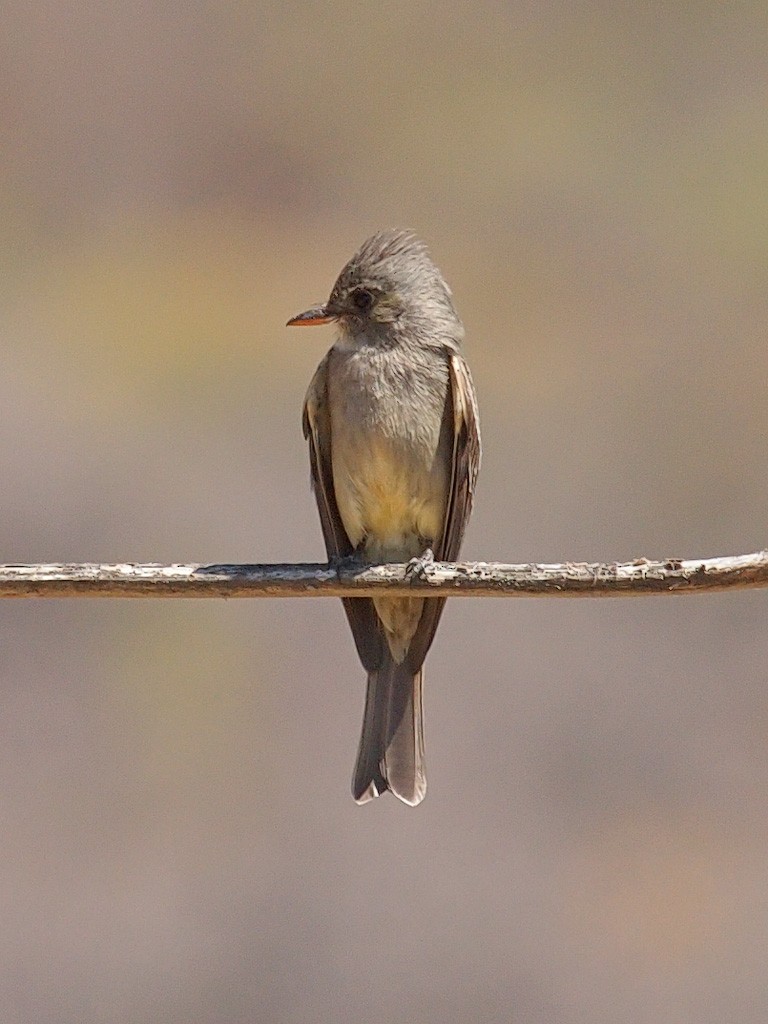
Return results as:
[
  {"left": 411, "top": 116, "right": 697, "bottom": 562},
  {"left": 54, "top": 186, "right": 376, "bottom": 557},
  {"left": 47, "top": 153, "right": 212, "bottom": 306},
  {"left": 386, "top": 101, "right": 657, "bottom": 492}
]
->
[{"left": 2, "top": 2, "right": 767, "bottom": 1021}]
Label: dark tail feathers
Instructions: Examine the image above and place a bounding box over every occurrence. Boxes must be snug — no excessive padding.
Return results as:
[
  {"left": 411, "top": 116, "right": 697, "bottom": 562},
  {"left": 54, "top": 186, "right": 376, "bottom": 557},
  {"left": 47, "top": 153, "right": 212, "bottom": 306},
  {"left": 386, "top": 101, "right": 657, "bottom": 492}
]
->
[{"left": 352, "top": 653, "right": 425, "bottom": 806}]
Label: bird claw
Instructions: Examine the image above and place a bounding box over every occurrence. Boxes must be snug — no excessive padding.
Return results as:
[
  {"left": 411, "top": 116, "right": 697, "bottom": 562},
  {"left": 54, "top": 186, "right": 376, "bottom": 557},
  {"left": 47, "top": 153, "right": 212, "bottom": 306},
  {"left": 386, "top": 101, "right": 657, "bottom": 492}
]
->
[{"left": 405, "top": 548, "right": 435, "bottom": 582}]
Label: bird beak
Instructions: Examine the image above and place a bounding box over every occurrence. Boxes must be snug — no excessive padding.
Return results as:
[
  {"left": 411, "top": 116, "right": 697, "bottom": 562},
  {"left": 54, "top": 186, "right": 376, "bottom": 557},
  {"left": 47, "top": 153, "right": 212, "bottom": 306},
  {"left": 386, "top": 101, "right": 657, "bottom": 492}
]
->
[{"left": 286, "top": 304, "right": 334, "bottom": 327}]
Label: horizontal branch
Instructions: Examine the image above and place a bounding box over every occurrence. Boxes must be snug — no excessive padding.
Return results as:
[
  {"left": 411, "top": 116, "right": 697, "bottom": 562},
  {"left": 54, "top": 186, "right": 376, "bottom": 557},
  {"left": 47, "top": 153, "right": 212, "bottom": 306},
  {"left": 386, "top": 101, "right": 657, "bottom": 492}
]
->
[{"left": 0, "top": 551, "right": 766, "bottom": 598}]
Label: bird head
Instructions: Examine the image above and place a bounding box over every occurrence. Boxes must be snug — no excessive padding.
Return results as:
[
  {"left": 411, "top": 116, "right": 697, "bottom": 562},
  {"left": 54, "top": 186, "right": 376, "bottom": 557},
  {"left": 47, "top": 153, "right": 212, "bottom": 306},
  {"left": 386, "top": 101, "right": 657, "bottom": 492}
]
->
[{"left": 287, "top": 229, "right": 463, "bottom": 346}]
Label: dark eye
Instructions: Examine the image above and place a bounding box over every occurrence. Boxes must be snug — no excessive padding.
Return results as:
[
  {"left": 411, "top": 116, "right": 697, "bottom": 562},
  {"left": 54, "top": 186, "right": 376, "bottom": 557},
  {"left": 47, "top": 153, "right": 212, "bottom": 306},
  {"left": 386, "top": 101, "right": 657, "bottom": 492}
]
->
[{"left": 351, "top": 288, "right": 374, "bottom": 312}]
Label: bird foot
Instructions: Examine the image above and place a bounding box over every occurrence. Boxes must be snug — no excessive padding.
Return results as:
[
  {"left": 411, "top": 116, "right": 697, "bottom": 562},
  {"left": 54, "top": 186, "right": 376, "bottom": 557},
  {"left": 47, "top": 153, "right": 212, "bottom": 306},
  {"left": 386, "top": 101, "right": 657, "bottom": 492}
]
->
[{"left": 405, "top": 548, "right": 435, "bottom": 582}]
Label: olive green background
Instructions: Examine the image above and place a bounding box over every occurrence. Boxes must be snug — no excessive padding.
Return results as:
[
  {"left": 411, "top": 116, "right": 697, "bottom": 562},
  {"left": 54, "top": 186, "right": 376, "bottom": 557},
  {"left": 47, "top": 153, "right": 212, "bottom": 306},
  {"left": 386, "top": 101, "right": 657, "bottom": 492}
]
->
[{"left": 2, "top": 3, "right": 768, "bottom": 1021}]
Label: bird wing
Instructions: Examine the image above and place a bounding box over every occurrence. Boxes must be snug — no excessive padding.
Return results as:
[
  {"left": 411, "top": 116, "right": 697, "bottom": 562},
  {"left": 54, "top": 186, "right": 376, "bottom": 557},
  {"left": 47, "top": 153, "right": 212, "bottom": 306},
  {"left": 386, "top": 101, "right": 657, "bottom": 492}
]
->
[
  {"left": 302, "top": 353, "right": 385, "bottom": 672},
  {"left": 439, "top": 350, "right": 482, "bottom": 562},
  {"left": 405, "top": 349, "right": 481, "bottom": 673}
]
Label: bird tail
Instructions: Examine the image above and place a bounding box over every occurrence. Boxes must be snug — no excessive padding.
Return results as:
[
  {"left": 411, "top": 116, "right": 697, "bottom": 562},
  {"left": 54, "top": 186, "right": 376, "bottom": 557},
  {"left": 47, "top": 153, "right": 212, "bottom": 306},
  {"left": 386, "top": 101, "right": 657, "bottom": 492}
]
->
[{"left": 352, "top": 653, "right": 426, "bottom": 806}]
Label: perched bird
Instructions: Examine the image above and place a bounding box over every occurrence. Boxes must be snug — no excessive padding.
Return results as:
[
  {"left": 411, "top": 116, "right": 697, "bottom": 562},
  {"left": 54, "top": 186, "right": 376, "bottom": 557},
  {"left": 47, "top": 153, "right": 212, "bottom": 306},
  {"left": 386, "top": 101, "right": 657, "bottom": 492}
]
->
[{"left": 288, "top": 230, "right": 480, "bottom": 805}]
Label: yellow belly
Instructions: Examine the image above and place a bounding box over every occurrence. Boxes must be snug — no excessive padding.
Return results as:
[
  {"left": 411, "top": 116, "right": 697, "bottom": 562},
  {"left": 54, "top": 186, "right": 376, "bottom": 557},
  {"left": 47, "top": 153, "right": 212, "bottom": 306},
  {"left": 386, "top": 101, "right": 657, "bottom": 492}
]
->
[{"left": 333, "top": 437, "right": 446, "bottom": 561}]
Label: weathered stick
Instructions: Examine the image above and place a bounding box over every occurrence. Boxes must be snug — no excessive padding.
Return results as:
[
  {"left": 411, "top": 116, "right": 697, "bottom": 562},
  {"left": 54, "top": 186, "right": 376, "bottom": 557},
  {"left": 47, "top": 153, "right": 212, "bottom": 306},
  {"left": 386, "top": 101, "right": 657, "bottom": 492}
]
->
[{"left": 0, "top": 551, "right": 766, "bottom": 598}]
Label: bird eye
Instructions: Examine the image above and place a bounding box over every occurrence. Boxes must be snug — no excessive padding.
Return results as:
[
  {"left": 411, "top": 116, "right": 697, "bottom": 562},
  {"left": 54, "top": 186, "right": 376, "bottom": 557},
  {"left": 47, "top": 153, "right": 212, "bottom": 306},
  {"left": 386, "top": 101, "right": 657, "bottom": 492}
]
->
[{"left": 351, "top": 288, "right": 374, "bottom": 312}]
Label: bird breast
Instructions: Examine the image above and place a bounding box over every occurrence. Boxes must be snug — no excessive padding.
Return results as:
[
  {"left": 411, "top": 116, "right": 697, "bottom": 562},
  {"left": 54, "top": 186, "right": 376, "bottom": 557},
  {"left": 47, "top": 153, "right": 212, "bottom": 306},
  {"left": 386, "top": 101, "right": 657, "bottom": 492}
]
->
[{"left": 327, "top": 341, "right": 451, "bottom": 561}]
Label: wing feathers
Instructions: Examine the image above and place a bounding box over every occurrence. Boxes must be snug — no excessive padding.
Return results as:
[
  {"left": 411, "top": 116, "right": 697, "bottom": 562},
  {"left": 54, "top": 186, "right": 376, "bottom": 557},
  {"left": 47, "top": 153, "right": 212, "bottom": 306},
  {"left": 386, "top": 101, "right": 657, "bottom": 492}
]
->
[
  {"left": 404, "top": 350, "right": 481, "bottom": 674},
  {"left": 303, "top": 356, "right": 384, "bottom": 672}
]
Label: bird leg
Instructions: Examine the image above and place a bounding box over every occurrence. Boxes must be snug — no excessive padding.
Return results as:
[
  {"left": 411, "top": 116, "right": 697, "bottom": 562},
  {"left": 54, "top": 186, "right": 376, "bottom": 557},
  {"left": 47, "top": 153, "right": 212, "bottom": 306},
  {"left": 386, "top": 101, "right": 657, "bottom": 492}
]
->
[{"left": 405, "top": 547, "right": 435, "bottom": 582}]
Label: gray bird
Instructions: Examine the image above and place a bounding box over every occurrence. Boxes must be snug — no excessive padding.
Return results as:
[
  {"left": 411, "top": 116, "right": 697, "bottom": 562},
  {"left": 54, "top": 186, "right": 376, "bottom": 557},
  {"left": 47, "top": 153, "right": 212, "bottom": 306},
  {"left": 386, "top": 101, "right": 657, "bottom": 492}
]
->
[{"left": 287, "top": 230, "right": 480, "bottom": 805}]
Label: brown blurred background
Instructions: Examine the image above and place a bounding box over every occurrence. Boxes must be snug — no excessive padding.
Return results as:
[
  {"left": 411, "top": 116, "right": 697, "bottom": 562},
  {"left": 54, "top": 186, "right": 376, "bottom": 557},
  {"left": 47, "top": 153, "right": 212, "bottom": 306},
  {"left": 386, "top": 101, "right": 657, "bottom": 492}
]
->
[{"left": 2, "top": 2, "right": 767, "bottom": 1021}]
